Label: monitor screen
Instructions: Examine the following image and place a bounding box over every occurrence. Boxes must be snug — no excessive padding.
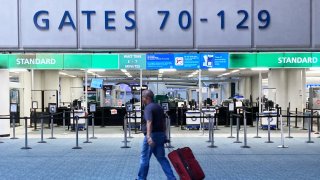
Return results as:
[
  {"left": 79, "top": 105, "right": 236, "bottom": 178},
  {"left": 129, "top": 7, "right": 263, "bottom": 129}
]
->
[{"left": 90, "top": 78, "right": 103, "bottom": 89}]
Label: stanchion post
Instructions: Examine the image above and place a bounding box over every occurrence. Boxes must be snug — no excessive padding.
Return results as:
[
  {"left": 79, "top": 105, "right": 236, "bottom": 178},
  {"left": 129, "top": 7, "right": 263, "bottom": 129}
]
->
[
  {"left": 165, "top": 113, "right": 174, "bottom": 148},
  {"left": 294, "top": 108, "right": 299, "bottom": 128},
  {"left": 234, "top": 115, "right": 242, "bottom": 143},
  {"left": 306, "top": 112, "right": 314, "bottom": 143},
  {"left": 134, "top": 111, "right": 137, "bottom": 134},
  {"left": 38, "top": 117, "right": 46, "bottom": 143},
  {"left": 206, "top": 114, "right": 212, "bottom": 143},
  {"left": 128, "top": 113, "right": 133, "bottom": 139},
  {"left": 83, "top": 116, "right": 92, "bottom": 143},
  {"left": 121, "top": 114, "right": 130, "bottom": 148},
  {"left": 301, "top": 109, "right": 307, "bottom": 130},
  {"left": 241, "top": 111, "right": 250, "bottom": 148},
  {"left": 286, "top": 111, "right": 293, "bottom": 139},
  {"left": 90, "top": 113, "right": 97, "bottom": 139},
  {"left": 10, "top": 113, "right": 18, "bottom": 139},
  {"left": 253, "top": 112, "right": 261, "bottom": 138},
  {"left": 278, "top": 114, "right": 288, "bottom": 148},
  {"left": 228, "top": 114, "right": 235, "bottom": 138},
  {"left": 21, "top": 117, "right": 31, "bottom": 150},
  {"left": 33, "top": 109, "right": 38, "bottom": 131},
  {"left": 72, "top": 116, "right": 82, "bottom": 149},
  {"left": 63, "top": 110, "right": 66, "bottom": 131},
  {"left": 48, "top": 115, "right": 56, "bottom": 139},
  {"left": 265, "top": 114, "right": 274, "bottom": 143},
  {"left": 208, "top": 114, "right": 217, "bottom": 148},
  {"left": 316, "top": 112, "right": 320, "bottom": 135}
]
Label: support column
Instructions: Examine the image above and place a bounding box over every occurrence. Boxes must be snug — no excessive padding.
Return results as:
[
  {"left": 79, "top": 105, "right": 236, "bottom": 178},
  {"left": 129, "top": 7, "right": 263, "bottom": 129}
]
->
[
  {"left": 287, "top": 69, "right": 305, "bottom": 111},
  {"left": 0, "top": 70, "right": 10, "bottom": 136},
  {"left": 268, "top": 69, "right": 288, "bottom": 109}
]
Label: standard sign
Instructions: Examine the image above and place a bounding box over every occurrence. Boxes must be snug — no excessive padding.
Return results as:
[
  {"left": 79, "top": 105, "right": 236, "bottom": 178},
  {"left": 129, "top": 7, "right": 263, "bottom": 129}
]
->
[{"left": 0, "top": 0, "right": 318, "bottom": 50}]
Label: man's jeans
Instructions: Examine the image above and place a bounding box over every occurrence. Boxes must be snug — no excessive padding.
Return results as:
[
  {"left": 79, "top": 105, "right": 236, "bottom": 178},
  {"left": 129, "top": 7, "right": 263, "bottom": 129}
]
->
[{"left": 137, "top": 132, "right": 176, "bottom": 180}]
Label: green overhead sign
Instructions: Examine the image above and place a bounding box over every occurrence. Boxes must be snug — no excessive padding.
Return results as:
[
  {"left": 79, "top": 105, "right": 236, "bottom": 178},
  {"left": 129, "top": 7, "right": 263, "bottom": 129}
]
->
[
  {"left": 229, "top": 52, "right": 320, "bottom": 68},
  {"left": 119, "top": 54, "right": 146, "bottom": 70},
  {"left": 0, "top": 54, "right": 120, "bottom": 70}
]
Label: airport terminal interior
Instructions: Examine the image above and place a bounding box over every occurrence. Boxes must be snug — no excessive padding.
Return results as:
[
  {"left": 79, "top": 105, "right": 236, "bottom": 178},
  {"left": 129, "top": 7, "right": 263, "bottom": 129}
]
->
[{"left": 2, "top": 0, "right": 320, "bottom": 179}]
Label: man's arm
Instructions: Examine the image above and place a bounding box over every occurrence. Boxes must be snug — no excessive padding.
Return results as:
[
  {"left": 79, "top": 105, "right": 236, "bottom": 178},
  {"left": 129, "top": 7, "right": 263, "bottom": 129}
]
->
[{"left": 146, "top": 120, "right": 153, "bottom": 139}]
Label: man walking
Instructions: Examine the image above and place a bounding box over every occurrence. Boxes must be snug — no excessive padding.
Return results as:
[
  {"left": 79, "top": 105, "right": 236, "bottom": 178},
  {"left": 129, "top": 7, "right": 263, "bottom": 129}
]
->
[{"left": 137, "top": 90, "right": 176, "bottom": 180}]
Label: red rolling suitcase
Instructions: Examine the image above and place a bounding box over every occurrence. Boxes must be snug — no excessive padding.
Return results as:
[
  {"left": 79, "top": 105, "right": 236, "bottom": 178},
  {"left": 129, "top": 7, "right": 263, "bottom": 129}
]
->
[{"left": 168, "top": 147, "right": 205, "bottom": 180}]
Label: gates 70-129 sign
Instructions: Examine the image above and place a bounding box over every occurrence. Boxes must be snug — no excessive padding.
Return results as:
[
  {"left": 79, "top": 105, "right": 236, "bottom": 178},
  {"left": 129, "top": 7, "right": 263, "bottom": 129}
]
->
[{"left": 0, "top": 0, "right": 316, "bottom": 49}]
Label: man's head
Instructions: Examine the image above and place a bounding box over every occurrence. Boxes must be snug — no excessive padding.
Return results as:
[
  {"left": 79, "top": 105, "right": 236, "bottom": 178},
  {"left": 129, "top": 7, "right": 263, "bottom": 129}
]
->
[{"left": 142, "top": 90, "right": 154, "bottom": 105}]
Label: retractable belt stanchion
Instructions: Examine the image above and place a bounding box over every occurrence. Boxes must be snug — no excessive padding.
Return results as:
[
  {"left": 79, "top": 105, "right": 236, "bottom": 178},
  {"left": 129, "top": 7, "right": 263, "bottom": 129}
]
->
[
  {"left": 62, "top": 110, "right": 67, "bottom": 133},
  {"left": 21, "top": 117, "right": 31, "bottom": 150},
  {"left": 241, "top": 111, "right": 250, "bottom": 148},
  {"left": 306, "top": 112, "right": 314, "bottom": 143},
  {"left": 165, "top": 113, "right": 174, "bottom": 148},
  {"left": 206, "top": 114, "right": 212, "bottom": 143},
  {"left": 10, "top": 114, "right": 18, "bottom": 139},
  {"left": 121, "top": 115, "right": 130, "bottom": 148},
  {"left": 128, "top": 113, "right": 133, "bottom": 139},
  {"left": 214, "top": 113, "right": 220, "bottom": 130},
  {"left": 301, "top": 109, "right": 307, "bottom": 130},
  {"left": 38, "top": 117, "right": 46, "bottom": 143},
  {"left": 134, "top": 111, "right": 138, "bottom": 134},
  {"left": 83, "top": 116, "right": 92, "bottom": 144},
  {"left": 90, "top": 113, "right": 97, "bottom": 139},
  {"left": 311, "top": 110, "right": 314, "bottom": 132},
  {"left": 286, "top": 112, "right": 293, "bottom": 139},
  {"left": 72, "top": 116, "right": 82, "bottom": 149},
  {"left": 228, "top": 114, "right": 235, "bottom": 138},
  {"left": 201, "top": 112, "right": 205, "bottom": 135},
  {"left": 316, "top": 112, "right": 320, "bottom": 136},
  {"left": 208, "top": 114, "right": 217, "bottom": 148},
  {"left": 265, "top": 114, "right": 274, "bottom": 143},
  {"left": 48, "top": 114, "right": 56, "bottom": 139},
  {"left": 294, "top": 108, "right": 299, "bottom": 128},
  {"left": 33, "top": 110, "right": 38, "bottom": 131},
  {"left": 253, "top": 113, "right": 261, "bottom": 138},
  {"left": 234, "top": 114, "right": 242, "bottom": 143},
  {"left": 278, "top": 114, "right": 288, "bottom": 148}
]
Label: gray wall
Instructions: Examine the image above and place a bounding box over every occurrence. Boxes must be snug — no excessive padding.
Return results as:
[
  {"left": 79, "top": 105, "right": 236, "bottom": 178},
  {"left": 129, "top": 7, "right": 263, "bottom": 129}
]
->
[{"left": 0, "top": 0, "right": 318, "bottom": 51}]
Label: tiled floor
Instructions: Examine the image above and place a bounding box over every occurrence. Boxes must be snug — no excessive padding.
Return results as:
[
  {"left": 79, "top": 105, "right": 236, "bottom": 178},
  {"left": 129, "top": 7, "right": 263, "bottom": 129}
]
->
[{"left": 1, "top": 125, "right": 320, "bottom": 180}]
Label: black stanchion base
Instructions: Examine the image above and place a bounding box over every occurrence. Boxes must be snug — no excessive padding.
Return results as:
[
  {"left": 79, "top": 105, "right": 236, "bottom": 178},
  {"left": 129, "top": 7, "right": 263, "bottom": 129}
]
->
[
  {"left": 228, "top": 136, "right": 235, "bottom": 138},
  {"left": 314, "top": 132, "right": 319, "bottom": 134},
  {"left": 253, "top": 136, "right": 261, "bottom": 138},
  {"left": 121, "top": 146, "right": 131, "bottom": 148},
  {"left": 83, "top": 141, "right": 92, "bottom": 143},
  {"left": 21, "top": 147, "right": 32, "bottom": 150},
  {"left": 0, "top": 141, "right": 4, "bottom": 143},
  {"left": 306, "top": 141, "right": 314, "bottom": 143},
  {"left": 72, "top": 146, "right": 82, "bottom": 149},
  {"left": 286, "top": 136, "right": 294, "bottom": 138},
  {"left": 208, "top": 145, "right": 218, "bottom": 148},
  {"left": 38, "top": 141, "right": 47, "bottom": 143},
  {"left": 241, "top": 145, "right": 251, "bottom": 148},
  {"left": 10, "top": 137, "right": 19, "bottom": 140},
  {"left": 48, "top": 137, "right": 56, "bottom": 139},
  {"left": 293, "top": 126, "right": 299, "bottom": 128},
  {"left": 265, "top": 141, "right": 274, "bottom": 143},
  {"left": 233, "top": 141, "right": 242, "bottom": 143},
  {"left": 90, "top": 137, "right": 98, "bottom": 139},
  {"left": 301, "top": 128, "right": 307, "bottom": 130}
]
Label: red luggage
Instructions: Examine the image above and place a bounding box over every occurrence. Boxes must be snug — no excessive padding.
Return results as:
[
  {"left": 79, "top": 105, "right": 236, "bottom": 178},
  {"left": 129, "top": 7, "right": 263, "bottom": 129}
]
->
[{"left": 168, "top": 147, "right": 205, "bottom": 180}]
